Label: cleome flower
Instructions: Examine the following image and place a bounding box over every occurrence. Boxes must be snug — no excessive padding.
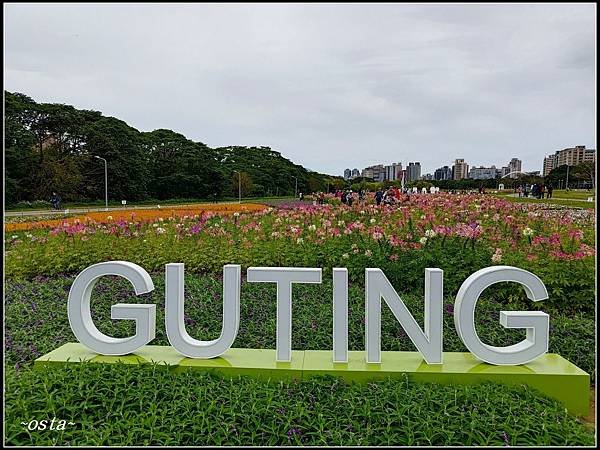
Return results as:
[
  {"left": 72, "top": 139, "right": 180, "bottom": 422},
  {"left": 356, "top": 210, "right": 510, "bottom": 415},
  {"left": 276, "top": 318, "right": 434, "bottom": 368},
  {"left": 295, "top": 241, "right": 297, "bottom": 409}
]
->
[{"left": 522, "top": 227, "right": 534, "bottom": 237}]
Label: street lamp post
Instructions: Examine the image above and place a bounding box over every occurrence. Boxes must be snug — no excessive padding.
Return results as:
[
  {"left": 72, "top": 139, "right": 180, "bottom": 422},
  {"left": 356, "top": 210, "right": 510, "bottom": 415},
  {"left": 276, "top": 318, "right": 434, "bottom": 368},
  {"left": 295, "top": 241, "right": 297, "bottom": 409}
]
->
[
  {"left": 93, "top": 156, "right": 108, "bottom": 210},
  {"left": 565, "top": 165, "right": 570, "bottom": 190},
  {"left": 292, "top": 176, "right": 298, "bottom": 198},
  {"left": 233, "top": 170, "right": 241, "bottom": 204}
]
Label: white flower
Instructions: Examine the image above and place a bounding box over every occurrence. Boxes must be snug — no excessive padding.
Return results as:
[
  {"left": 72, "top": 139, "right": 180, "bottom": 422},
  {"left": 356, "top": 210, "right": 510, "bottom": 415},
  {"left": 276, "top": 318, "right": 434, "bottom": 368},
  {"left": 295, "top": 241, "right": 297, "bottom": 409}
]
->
[
  {"left": 26, "top": 234, "right": 33, "bottom": 239},
  {"left": 296, "top": 237, "right": 304, "bottom": 244},
  {"left": 143, "top": 239, "right": 147, "bottom": 243},
  {"left": 342, "top": 253, "right": 350, "bottom": 259},
  {"left": 157, "top": 205, "right": 161, "bottom": 209},
  {"left": 420, "top": 215, "right": 426, "bottom": 220},
  {"left": 308, "top": 224, "right": 316, "bottom": 231},
  {"left": 156, "top": 227, "right": 166, "bottom": 234},
  {"left": 424, "top": 229, "right": 437, "bottom": 238},
  {"left": 419, "top": 237, "right": 428, "bottom": 245},
  {"left": 338, "top": 220, "right": 345, "bottom": 226},
  {"left": 152, "top": 223, "right": 159, "bottom": 228},
  {"left": 522, "top": 227, "right": 534, "bottom": 237},
  {"left": 360, "top": 210, "right": 366, "bottom": 215},
  {"left": 12, "top": 235, "right": 18, "bottom": 239},
  {"left": 158, "top": 217, "right": 164, "bottom": 222},
  {"left": 491, "top": 248, "right": 503, "bottom": 263},
  {"left": 234, "top": 212, "right": 240, "bottom": 217},
  {"left": 370, "top": 218, "right": 376, "bottom": 224},
  {"left": 364, "top": 249, "right": 372, "bottom": 257}
]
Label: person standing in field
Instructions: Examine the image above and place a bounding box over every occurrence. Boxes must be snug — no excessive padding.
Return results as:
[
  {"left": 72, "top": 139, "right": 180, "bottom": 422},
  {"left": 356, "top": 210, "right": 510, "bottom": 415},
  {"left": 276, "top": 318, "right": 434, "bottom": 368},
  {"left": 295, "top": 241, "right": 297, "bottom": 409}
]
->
[
  {"left": 546, "top": 183, "right": 553, "bottom": 199},
  {"left": 375, "top": 189, "right": 383, "bottom": 206}
]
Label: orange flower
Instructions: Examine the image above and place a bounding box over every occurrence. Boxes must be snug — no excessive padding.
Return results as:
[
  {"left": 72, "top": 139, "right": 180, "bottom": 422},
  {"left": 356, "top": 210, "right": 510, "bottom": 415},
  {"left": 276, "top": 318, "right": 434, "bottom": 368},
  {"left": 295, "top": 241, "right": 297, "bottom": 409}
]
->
[{"left": 5, "top": 203, "right": 267, "bottom": 232}]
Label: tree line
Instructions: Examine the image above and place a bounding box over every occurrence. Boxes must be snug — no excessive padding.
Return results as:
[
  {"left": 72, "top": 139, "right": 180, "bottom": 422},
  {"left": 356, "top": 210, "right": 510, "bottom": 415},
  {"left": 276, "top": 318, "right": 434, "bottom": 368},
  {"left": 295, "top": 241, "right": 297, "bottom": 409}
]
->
[{"left": 5, "top": 91, "right": 340, "bottom": 205}]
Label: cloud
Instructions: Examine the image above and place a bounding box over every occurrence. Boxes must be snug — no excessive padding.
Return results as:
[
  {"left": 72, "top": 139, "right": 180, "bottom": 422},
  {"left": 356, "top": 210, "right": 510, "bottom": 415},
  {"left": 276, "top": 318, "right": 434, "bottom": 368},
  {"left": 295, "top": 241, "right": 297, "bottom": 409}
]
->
[{"left": 4, "top": 3, "right": 596, "bottom": 175}]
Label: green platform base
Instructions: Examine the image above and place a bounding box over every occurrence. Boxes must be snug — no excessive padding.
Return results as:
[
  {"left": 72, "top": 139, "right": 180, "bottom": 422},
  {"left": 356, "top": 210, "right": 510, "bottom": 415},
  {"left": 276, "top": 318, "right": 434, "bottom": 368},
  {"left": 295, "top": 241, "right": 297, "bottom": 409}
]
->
[{"left": 35, "top": 343, "right": 590, "bottom": 416}]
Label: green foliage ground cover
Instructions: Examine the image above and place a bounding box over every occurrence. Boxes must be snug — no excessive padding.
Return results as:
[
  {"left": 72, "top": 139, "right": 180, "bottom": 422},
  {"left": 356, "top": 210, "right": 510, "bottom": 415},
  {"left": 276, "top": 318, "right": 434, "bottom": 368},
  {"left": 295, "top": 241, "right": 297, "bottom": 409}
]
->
[{"left": 6, "top": 365, "right": 594, "bottom": 446}]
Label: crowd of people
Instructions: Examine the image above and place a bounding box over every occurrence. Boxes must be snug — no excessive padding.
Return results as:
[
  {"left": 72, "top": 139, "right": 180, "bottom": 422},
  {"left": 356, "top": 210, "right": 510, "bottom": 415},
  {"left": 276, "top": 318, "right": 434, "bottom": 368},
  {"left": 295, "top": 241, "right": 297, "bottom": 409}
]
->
[
  {"left": 515, "top": 183, "right": 553, "bottom": 199},
  {"left": 313, "top": 186, "right": 440, "bottom": 207}
]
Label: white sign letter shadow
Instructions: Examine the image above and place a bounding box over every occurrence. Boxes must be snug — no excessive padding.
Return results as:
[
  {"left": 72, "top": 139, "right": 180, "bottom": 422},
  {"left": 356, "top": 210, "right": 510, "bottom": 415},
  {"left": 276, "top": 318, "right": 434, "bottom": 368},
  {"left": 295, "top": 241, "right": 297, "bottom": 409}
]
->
[
  {"left": 247, "top": 267, "right": 322, "bottom": 362},
  {"left": 68, "top": 261, "right": 156, "bottom": 355},
  {"left": 166, "top": 263, "right": 241, "bottom": 358},
  {"left": 454, "top": 266, "right": 549, "bottom": 365},
  {"left": 366, "top": 268, "right": 443, "bottom": 364}
]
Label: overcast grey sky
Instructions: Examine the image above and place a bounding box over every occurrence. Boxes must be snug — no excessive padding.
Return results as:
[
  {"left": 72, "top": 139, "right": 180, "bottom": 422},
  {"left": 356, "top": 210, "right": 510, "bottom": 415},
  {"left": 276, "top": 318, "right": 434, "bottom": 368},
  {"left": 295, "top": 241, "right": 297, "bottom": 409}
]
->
[{"left": 4, "top": 3, "right": 596, "bottom": 176}]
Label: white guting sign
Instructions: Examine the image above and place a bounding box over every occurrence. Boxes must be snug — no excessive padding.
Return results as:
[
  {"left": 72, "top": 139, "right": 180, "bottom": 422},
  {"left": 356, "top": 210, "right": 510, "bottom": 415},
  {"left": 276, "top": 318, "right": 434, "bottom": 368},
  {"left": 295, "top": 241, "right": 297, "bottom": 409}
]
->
[{"left": 67, "top": 261, "right": 550, "bottom": 366}]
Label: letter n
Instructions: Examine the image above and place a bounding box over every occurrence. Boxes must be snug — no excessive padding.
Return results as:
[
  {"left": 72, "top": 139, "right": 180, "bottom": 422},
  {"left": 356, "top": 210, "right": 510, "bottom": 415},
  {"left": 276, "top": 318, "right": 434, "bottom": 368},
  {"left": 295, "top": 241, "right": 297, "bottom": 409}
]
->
[{"left": 365, "top": 268, "right": 443, "bottom": 364}]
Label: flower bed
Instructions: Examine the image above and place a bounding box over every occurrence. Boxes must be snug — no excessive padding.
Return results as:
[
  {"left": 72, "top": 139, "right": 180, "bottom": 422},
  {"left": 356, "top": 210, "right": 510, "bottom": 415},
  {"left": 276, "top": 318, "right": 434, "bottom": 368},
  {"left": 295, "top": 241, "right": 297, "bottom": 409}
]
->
[{"left": 4, "top": 203, "right": 267, "bottom": 231}]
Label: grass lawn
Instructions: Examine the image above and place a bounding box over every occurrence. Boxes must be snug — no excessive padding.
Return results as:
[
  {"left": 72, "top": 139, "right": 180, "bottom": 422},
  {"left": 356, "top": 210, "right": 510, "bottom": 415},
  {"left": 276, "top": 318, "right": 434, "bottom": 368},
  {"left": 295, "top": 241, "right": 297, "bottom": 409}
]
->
[
  {"left": 4, "top": 273, "right": 595, "bottom": 446},
  {"left": 492, "top": 190, "right": 595, "bottom": 209}
]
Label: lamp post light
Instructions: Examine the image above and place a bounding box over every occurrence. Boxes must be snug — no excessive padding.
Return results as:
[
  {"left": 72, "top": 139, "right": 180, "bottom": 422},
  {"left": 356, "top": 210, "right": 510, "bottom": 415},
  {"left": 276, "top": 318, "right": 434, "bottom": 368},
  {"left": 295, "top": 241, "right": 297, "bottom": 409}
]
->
[
  {"left": 233, "top": 170, "right": 241, "bottom": 204},
  {"left": 93, "top": 155, "right": 108, "bottom": 210},
  {"left": 292, "top": 176, "right": 298, "bottom": 198}
]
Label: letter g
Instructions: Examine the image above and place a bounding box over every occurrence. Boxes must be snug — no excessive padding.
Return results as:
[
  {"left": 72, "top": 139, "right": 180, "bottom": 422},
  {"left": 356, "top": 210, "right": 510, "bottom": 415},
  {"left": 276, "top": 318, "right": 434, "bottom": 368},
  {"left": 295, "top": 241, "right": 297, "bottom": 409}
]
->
[{"left": 68, "top": 261, "right": 156, "bottom": 355}]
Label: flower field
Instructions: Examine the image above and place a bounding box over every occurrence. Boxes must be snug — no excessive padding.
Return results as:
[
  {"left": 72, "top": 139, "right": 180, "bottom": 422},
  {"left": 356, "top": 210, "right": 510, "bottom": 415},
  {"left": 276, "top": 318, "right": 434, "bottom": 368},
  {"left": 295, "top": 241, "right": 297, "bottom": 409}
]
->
[
  {"left": 5, "top": 194, "right": 595, "bottom": 314},
  {"left": 4, "top": 202, "right": 267, "bottom": 231},
  {"left": 4, "top": 193, "right": 596, "bottom": 445}
]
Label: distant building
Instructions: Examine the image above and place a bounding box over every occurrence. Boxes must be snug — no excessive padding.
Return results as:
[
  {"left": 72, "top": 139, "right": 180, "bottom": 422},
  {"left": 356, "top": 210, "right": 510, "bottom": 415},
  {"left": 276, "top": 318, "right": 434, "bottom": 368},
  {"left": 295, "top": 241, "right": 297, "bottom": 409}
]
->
[
  {"left": 399, "top": 169, "right": 407, "bottom": 185},
  {"left": 543, "top": 146, "right": 596, "bottom": 176},
  {"left": 421, "top": 173, "right": 434, "bottom": 180},
  {"left": 372, "top": 164, "right": 386, "bottom": 182},
  {"left": 343, "top": 168, "right": 351, "bottom": 180},
  {"left": 543, "top": 156, "right": 555, "bottom": 177},
  {"left": 434, "top": 166, "right": 452, "bottom": 181},
  {"left": 361, "top": 167, "right": 374, "bottom": 179},
  {"left": 452, "top": 159, "right": 469, "bottom": 180},
  {"left": 469, "top": 165, "right": 500, "bottom": 180},
  {"left": 351, "top": 168, "right": 360, "bottom": 178},
  {"left": 406, "top": 162, "right": 421, "bottom": 182},
  {"left": 500, "top": 166, "right": 511, "bottom": 177},
  {"left": 507, "top": 158, "right": 522, "bottom": 178},
  {"left": 384, "top": 162, "right": 403, "bottom": 181}
]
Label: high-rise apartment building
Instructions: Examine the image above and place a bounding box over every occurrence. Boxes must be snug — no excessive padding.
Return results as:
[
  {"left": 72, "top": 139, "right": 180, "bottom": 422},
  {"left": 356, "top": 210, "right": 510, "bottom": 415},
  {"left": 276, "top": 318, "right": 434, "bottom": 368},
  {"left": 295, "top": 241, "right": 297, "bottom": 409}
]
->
[
  {"left": 434, "top": 166, "right": 452, "bottom": 181},
  {"left": 469, "top": 166, "right": 500, "bottom": 180},
  {"left": 406, "top": 162, "right": 421, "bottom": 182},
  {"left": 542, "top": 146, "right": 596, "bottom": 176},
  {"left": 452, "top": 159, "right": 469, "bottom": 180},
  {"left": 361, "top": 167, "right": 374, "bottom": 179},
  {"left": 351, "top": 168, "right": 360, "bottom": 178},
  {"left": 384, "top": 162, "right": 403, "bottom": 181},
  {"left": 343, "top": 168, "right": 351, "bottom": 180},
  {"left": 507, "top": 158, "right": 522, "bottom": 178}
]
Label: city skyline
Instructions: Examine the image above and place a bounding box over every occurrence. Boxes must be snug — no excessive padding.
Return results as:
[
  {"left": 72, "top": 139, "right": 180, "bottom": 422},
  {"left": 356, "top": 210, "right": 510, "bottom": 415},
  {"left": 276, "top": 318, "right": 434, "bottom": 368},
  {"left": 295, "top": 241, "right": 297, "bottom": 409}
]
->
[{"left": 5, "top": 3, "right": 596, "bottom": 176}]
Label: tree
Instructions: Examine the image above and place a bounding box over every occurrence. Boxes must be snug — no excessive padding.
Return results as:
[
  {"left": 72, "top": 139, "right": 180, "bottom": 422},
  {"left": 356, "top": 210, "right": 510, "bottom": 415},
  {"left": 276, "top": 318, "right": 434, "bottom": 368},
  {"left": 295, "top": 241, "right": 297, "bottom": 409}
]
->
[
  {"left": 141, "top": 129, "right": 223, "bottom": 200},
  {"left": 82, "top": 117, "right": 149, "bottom": 201}
]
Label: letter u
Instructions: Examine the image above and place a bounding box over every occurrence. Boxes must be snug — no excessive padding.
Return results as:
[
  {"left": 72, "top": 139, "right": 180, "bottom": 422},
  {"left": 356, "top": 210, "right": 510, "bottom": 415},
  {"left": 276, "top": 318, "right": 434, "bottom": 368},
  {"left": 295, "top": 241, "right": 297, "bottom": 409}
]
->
[{"left": 165, "top": 263, "right": 240, "bottom": 358}]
